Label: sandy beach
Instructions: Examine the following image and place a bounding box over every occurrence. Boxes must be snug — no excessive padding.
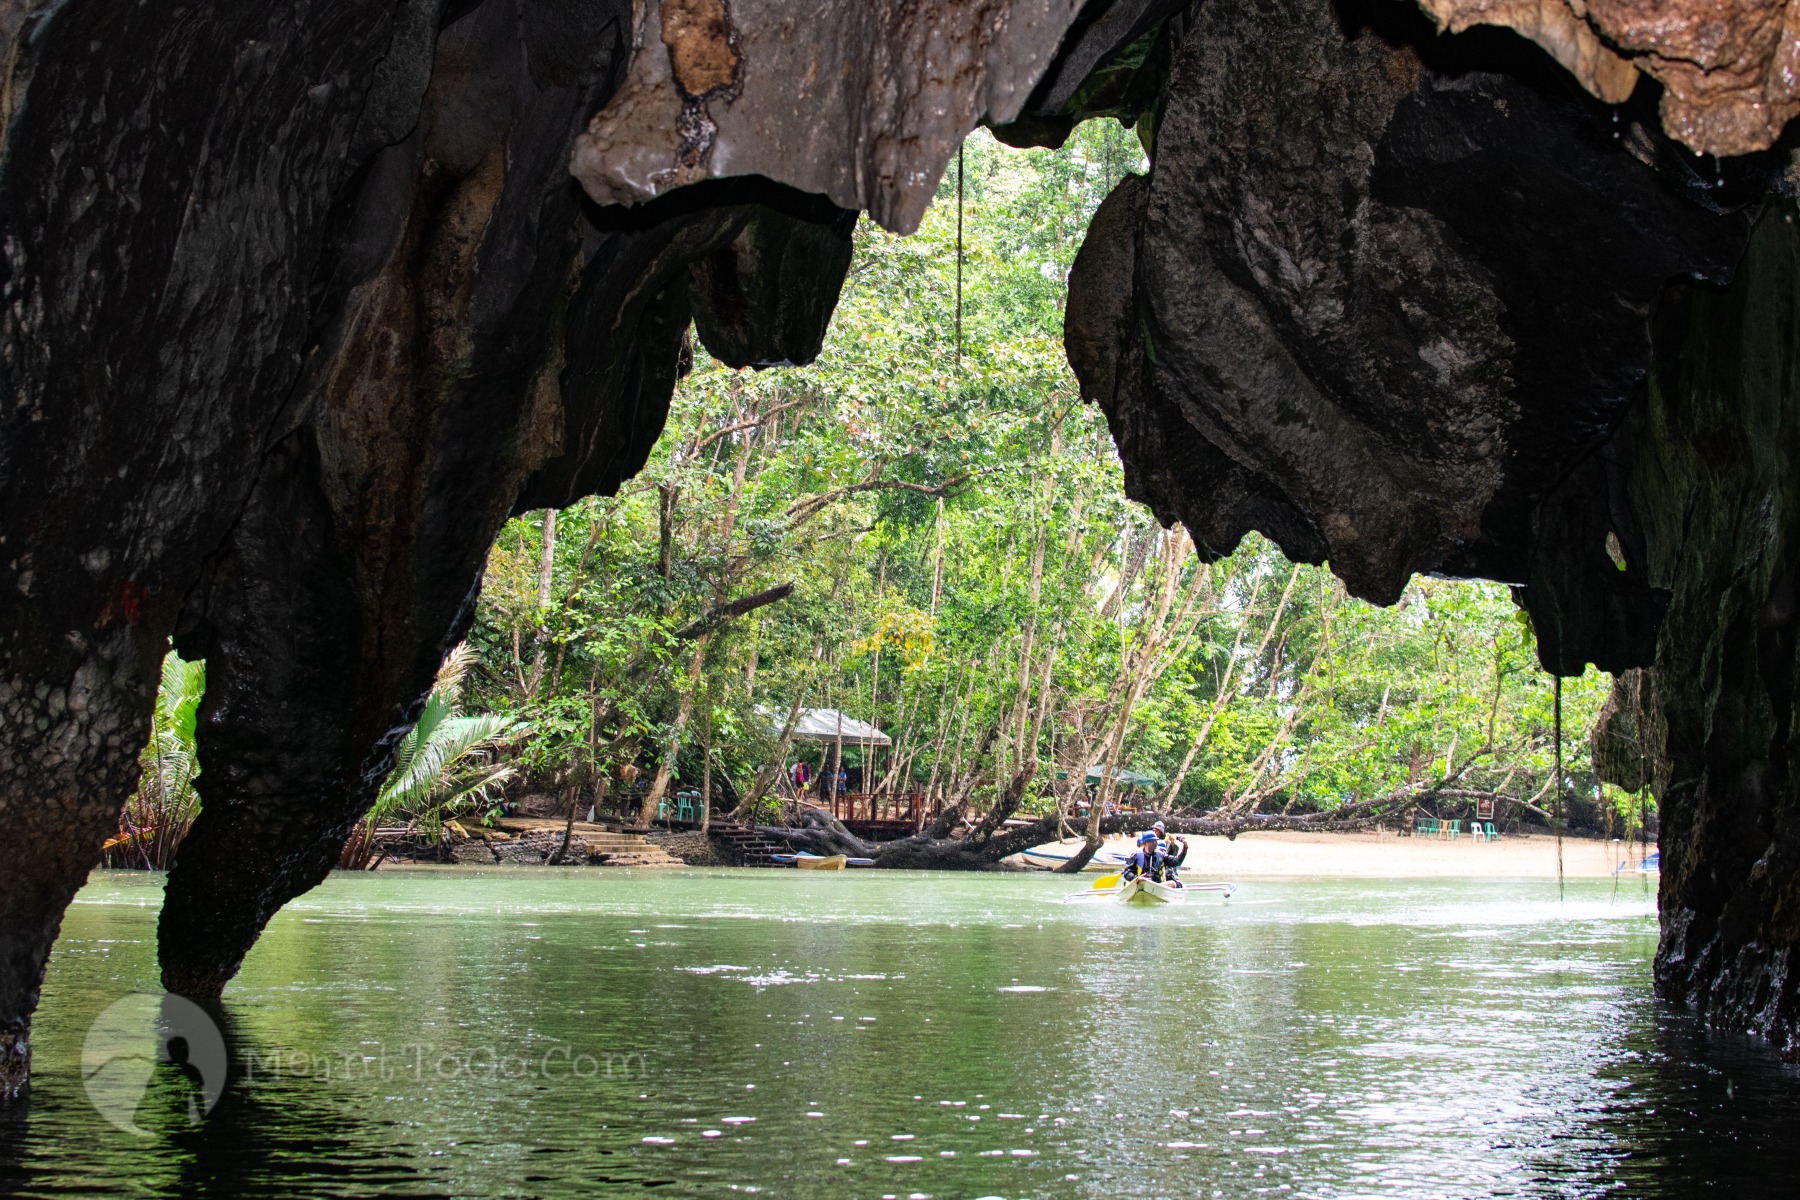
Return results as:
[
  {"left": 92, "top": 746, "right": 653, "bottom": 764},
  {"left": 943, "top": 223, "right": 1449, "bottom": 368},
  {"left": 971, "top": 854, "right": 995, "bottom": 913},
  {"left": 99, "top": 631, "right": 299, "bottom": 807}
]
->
[{"left": 1023, "top": 830, "right": 1652, "bottom": 879}]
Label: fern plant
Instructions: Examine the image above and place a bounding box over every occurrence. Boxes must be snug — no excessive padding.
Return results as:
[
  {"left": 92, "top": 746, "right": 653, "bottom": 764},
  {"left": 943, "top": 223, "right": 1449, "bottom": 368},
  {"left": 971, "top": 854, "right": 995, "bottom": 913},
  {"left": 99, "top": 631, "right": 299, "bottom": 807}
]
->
[{"left": 105, "top": 649, "right": 206, "bottom": 869}]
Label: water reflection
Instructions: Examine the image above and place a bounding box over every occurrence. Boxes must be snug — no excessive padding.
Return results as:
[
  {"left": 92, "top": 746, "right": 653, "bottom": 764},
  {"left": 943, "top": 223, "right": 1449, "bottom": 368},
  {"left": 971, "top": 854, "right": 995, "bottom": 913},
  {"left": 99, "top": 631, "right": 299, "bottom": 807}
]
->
[
  {"left": 1564, "top": 1009, "right": 1800, "bottom": 1196},
  {"left": 5, "top": 870, "right": 1796, "bottom": 1197},
  {"left": 5, "top": 997, "right": 439, "bottom": 1199}
]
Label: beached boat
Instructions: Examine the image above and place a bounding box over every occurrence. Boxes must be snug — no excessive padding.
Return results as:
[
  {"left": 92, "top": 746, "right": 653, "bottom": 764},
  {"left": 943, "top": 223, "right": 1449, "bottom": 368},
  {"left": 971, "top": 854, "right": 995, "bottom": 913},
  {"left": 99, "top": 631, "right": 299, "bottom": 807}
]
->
[
  {"left": 795, "top": 853, "right": 848, "bottom": 870},
  {"left": 771, "top": 852, "right": 873, "bottom": 868},
  {"left": 1013, "top": 838, "right": 1135, "bottom": 872}
]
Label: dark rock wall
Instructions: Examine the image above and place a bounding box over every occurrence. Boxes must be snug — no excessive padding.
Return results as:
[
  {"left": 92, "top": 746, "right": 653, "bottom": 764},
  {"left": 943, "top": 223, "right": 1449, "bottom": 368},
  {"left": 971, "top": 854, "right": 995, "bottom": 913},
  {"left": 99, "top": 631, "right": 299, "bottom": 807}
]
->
[
  {"left": 0, "top": 0, "right": 436, "bottom": 1098},
  {"left": 1068, "top": 0, "right": 1758, "bottom": 620},
  {"left": 1624, "top": 209, "right": 1800, "bottom": 1056},
  {"left": 157, "top": 0, "right": 642, "bottom": 1000},
  {"left": 0, "top": 0, "right": 864, "bottom": 1092},
  {"left": 1066, "top": 0, "right": 1800, "bottom": 1058}
]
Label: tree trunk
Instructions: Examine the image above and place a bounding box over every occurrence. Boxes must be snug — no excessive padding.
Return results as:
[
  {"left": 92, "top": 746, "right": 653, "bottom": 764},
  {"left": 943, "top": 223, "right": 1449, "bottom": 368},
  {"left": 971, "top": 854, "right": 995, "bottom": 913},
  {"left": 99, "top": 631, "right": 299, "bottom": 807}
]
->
[
  {"left": 740, "top": 691, "right": 806, "bottom": 819},
  {"left": 828, "top": 715, "right": 844, "bottom": 811},
  {"left": 930, "top": 496, "right": 945, "bottom": 616},
  {"left": 700, "top": 711, "right": 713, "bottom": 833},
  {"left": 638, "top": 637, "right": 707, "bottom": 827},
  {"left": 658, "top": 483, "right": 677, "bottom": 580},
  {"left": 549, "top": 784, "right": 580, "bottom": 865},
  {"left": 523, "top": 508, "right": 557, "bottom": 700}
]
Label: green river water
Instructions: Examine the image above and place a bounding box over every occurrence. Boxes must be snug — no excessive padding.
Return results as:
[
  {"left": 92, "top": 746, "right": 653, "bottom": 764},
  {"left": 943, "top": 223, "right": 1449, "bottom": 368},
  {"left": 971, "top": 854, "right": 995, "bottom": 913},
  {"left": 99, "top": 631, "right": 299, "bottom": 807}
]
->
[{"left": 3, "top": 868, "right": 1796, "bottom": 1198}]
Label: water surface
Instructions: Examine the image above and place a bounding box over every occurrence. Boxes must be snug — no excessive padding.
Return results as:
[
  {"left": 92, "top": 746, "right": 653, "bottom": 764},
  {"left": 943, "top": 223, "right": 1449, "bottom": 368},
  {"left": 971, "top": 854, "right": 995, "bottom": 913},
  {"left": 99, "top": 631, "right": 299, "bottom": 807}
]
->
[{"left": 5, "top": 868, "right": 1795, "bottom": 1198}]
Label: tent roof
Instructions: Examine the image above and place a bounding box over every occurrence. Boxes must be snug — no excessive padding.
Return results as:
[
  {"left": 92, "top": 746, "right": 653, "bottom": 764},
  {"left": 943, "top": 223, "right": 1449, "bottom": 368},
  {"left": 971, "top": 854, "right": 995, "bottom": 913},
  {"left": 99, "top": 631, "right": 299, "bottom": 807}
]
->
[
  {"left": 1058, "top": 765, "right": 1159, "bottom": 786},
  {"left": 771, "top": 706, "right": 892, "bottom": 746},
  {"left": 1090, "top": 765, "right": 1157, "bottom": 786}
]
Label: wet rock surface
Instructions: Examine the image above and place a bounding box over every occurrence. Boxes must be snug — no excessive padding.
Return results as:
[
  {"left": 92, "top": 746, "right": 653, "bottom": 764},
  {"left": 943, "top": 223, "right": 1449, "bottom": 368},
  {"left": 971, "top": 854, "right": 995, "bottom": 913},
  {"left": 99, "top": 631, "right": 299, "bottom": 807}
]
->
[
  {"left": 0, "top": 0, "right": 863, "bottom": 1087},
  {"left": 1069, "top": 2, "right": 1763, "bottom": 618},
  {"left": 0, "top": 0, "right": 447, "bottom": 1094},
  {"left": 1616, "top": 210, "right": 1800, "bottom": 1056},
  {"left": 156, "top": 0, "right": 646, "bottom": 1002},
  {"left": 1070, "top": 0, "right": 1800, "bottom": 1051}
]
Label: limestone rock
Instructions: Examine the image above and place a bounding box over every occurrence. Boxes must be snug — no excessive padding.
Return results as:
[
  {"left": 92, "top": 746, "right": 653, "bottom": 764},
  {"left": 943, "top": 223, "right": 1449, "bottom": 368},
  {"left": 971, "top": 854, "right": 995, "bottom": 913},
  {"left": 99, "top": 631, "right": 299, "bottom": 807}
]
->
[
  {"left": 1071, "top": 0, "right": 1757, "bottom": 633},
  {"left": 5, "top": 0, "right": 1800, "bottom": 1092},
  {"left": 569, "top": 0, "right": 1091, "bottom": 233},
  {"left": 1618, "top": 209, "right": 1800, "bottom": 1057},
  {"left": 1591, "top": 668, "right": 1668, "bottom": 796},
  {"left": 1416, "top": 0, "right": 1800, "bottom": 156}
]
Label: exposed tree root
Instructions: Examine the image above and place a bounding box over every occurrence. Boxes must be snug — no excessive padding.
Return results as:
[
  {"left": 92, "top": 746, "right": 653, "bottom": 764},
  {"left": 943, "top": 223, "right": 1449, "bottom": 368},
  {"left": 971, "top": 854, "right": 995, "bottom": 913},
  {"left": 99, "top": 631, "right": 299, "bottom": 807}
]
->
[{"left": 753, "top": 784, "right": 1533, "bottom": 870}]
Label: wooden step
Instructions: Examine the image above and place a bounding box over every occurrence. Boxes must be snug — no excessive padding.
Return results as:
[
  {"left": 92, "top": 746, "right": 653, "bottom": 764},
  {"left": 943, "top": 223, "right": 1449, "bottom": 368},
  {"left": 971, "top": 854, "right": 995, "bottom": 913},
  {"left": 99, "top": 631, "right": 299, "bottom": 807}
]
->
[{"left": 704, "top": 824, "right": 788, "bottom": 866}]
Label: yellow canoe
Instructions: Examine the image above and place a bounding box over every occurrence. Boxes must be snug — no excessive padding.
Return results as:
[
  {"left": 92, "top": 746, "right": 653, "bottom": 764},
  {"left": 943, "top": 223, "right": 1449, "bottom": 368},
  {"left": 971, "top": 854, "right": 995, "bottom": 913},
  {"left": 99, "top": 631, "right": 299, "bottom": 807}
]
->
[{"left": 796, "top": 853, "right": 848, "bottom": 871}]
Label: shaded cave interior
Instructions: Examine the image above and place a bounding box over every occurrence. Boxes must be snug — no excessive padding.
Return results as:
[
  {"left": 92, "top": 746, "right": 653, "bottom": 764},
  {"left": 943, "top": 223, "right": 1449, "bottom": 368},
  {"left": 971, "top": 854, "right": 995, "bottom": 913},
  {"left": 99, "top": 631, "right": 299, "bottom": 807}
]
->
[{"left": 1, "top": 0, "right": 1798, "bottom": 1097}]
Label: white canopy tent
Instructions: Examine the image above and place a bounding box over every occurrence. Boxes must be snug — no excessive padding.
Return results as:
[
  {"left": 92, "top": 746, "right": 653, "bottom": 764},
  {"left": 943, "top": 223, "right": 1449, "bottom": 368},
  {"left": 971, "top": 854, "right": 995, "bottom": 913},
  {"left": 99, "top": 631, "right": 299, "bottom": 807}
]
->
[
  {"left": 763, "top": 706, "right": 932, "bottom": 831},
  {"left": 773, "top": 706, "right": 891, "bottom": 747}
]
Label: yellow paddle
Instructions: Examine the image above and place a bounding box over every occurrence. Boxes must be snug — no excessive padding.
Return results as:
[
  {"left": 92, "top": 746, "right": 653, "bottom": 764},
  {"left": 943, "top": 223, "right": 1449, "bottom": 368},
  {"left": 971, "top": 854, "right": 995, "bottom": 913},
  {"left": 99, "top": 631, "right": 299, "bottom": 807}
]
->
[{"left": 1093, "top": 872, "right": 1122, "bottom": 890}]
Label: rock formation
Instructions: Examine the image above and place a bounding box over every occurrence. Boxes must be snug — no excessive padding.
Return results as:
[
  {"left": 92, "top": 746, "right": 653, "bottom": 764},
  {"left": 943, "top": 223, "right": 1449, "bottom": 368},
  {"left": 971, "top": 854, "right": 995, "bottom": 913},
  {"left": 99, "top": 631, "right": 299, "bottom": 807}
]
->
[
  {"left": 1061, "top": 0, "right": 1800, "bottom": 1054},
  {"left": 3, "top": 0, "right": 1800, "bottom": 1098},
  {"left": 1612, "top": 211, "right": 1800, "bottom": 1056},
  {"left": 1415, "top": 0, "right": 1800, "bottom": 157}
]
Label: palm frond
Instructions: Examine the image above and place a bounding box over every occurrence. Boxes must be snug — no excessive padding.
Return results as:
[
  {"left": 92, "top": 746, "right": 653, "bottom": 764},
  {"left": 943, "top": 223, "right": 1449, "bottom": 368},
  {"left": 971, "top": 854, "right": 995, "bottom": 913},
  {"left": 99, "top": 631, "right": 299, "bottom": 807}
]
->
[
  {"left": 353, "top": 642, "right": 524, "bottom": 851},
  {"left": 384, "top": 689, "right": 453, "bottom": 800},
  {"left": 371, "top": 713, "right": 523, "bottom": 824},
  {"left": 433, "top": 643, "right": 479, "bottom": 699}
]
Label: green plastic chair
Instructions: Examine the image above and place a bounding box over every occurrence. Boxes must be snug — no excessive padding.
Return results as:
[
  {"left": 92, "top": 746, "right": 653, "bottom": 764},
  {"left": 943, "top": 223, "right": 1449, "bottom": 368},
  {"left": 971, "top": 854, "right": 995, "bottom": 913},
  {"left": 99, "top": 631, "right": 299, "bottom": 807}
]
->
[
  {"left": 674, "top": 793, "right": 697, "bottom": 823},
  {"left": 1483, "top": 821, "right": 1499, "bottom": 842},
  {"left": 1425, "top": 818, "right": 1440, "bottom": 838},
  {"left": 1414, "top": 817, "right": 1429, "bottom": 837},
  {"left": 1444, "top": 819, "right": 1461, "bottom": 841}
]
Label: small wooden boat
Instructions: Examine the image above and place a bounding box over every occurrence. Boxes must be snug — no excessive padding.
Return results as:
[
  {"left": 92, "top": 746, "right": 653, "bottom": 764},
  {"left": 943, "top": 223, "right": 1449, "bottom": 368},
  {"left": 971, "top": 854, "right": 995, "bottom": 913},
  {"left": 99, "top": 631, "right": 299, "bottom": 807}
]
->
[
  {"left": 795, "top": 853, "right": 848, "bottom": 871},
  {"left": 1118, "top": 876, "right": 1187, "bottom": 905}
]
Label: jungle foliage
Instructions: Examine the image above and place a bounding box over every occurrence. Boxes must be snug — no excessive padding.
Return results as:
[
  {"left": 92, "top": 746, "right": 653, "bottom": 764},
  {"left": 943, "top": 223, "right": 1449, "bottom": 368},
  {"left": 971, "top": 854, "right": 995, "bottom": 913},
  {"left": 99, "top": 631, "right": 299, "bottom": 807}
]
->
[
  {"left": 463, "top": 122, "right": 1647, "bottom": 838},
  {"left": 117, "top": 125, "right": 1649, "bottom": 853}
]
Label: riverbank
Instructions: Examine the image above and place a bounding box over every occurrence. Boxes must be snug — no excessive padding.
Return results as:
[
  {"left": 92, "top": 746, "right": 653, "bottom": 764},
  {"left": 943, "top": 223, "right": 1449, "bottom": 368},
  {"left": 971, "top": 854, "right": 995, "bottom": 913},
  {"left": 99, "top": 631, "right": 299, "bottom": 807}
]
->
[
  {"left": 1021, "top": 830, "right": 1651, "bottom": 879},
  {"left": 364, "top": 819, "right": 1650, "bottom": 879}
]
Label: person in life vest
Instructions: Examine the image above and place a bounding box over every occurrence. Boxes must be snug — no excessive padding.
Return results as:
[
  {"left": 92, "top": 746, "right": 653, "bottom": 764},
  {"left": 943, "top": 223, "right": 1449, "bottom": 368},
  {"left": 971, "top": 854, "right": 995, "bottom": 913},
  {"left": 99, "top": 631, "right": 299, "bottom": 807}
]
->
[
  {"left": 1121, "top": 830, "right": 1166, "bottom": 882},
  {"left": 1154, "top": 820, "right": 1188, "bottom": 879}
]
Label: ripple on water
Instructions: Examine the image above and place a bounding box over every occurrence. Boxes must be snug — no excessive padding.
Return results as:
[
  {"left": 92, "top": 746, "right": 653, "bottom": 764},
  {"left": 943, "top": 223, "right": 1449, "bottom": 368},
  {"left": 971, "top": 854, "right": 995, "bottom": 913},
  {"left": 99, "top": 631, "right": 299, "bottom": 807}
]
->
[{"left": 20, "top": 872, "right": 1793, "bottom": 1200}]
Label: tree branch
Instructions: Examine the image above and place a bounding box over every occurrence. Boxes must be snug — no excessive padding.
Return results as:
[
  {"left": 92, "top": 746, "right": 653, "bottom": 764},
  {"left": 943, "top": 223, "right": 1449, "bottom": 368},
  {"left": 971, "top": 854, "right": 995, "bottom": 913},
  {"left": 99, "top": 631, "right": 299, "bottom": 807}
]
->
[
  {"left": 673, "top": 582, "right": 795, "bottom": 640},
  {"left": 786, "top": 466, "right": 977, "bottom": 528}
]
